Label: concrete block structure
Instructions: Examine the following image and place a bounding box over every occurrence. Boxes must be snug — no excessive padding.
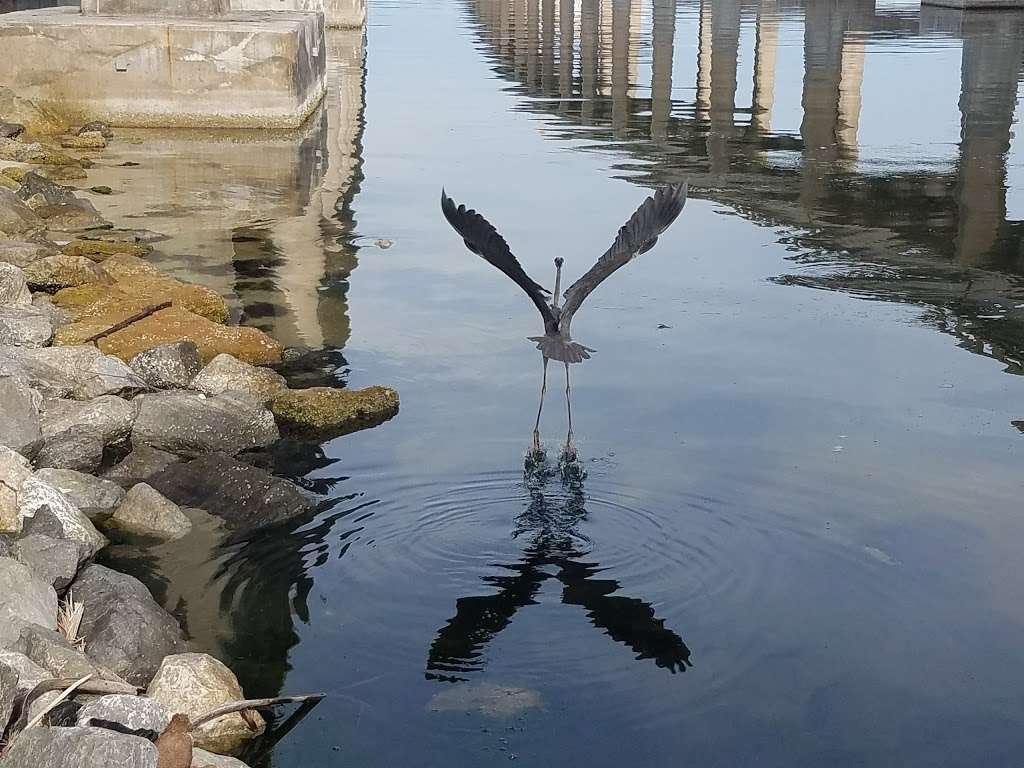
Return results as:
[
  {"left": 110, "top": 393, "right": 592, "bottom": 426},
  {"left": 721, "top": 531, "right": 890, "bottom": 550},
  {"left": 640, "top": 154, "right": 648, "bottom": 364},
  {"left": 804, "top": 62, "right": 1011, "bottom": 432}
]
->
[
  {"left": 232, "top": 0, "right": 365, "bottom": 28},
  {"left": 922, "top": 0, "right": 1024, "bottom": 7}
]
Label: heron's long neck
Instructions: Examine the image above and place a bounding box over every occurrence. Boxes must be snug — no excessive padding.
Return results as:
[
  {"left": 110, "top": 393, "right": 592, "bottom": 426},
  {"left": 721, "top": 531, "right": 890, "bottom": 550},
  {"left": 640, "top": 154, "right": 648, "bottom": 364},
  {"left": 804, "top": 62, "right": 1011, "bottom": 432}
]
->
[{"left": 552, "top": 263, "right": 563, "bottom": 309}]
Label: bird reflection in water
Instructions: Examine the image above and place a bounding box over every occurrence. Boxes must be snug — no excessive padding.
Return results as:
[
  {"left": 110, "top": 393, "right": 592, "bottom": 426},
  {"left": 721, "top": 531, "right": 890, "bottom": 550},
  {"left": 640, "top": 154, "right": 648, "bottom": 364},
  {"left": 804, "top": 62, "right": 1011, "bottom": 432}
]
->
[{"left": 426, "top": 453, "right": 692, "bottom": 682}]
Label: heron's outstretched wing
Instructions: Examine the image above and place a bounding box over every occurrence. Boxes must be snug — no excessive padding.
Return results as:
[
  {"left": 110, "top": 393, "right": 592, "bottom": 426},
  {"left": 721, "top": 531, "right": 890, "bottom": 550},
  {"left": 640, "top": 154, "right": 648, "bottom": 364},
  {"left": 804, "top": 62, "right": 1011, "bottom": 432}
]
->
[
  {"left": 441, "top": 190, "right": 557, "bottom": 332},
  {"left": 560, "top": 182, "right": 688, "bottom": 333}
]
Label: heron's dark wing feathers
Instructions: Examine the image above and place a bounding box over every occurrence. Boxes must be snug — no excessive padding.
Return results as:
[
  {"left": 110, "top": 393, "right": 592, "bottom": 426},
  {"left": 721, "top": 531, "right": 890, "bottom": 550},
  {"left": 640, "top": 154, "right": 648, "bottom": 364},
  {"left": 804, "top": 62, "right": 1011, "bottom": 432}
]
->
[
  {"left": 441, "top": 190, "right": 557, "bottom": 330},
  {"left": 560, "top": 182, "right": 687, "bottom": 331}
]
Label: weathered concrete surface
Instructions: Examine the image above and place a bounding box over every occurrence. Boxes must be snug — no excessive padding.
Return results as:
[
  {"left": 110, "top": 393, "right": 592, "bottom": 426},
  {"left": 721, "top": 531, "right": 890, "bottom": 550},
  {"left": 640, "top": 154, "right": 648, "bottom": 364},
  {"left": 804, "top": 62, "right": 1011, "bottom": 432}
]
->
[
  {"left": 82, "top": 0, "right": 230, "bottom": 17},
  {"left": 922, "top": 0, "right": 1024, "bottom": 6},
  {"left": 0, "top": 8, "right": 327, "bottom": 129},
  {"left": 232, "top": 0, "right": 365, "bottom": 28}
]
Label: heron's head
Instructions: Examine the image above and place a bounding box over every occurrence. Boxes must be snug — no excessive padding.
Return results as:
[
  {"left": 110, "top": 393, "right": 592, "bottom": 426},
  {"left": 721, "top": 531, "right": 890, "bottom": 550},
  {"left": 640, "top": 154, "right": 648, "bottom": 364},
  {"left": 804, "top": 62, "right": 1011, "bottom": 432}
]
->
[{"left": 554, "top": 257, "right": 564, "bottom": 268}]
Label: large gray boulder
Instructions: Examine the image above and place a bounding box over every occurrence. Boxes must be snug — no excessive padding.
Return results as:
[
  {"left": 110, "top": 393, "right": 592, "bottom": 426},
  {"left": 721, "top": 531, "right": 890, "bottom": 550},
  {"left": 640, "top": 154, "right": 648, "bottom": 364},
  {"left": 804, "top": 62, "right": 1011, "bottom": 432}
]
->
[
  {"left": 71, "top": 564, "right": 185, "bottom": 686},
  {"left": 0, "top": 263, "right": 31, "bottom": 306},
  {"left": 34, "top": 427, "right": 105, "bottom": 473},
  {"left": 15, "top": 172, "right": 76, "bottom": 207},
  {"left": 191, "top": 353, "right": 287, "bottom": 406},
  {"left": 0, "top": 726, "right": 158, "bottom": 768},
  {"left": 13, "top": 625, "right": 110, "bottom": 681},
  {"left": 33, "top": 468, "right": 125, "bottom": 518},
  {"left": 146, "top": 653, "right": 265, "bottom": 753},
  {"left": 18, "top": 476, "right": 106, "bottom": 557},
  {"left": 0, "top": 446, "right": 32, "bottom": 534},
  {"left": 132, "top": 392, "right": 279, "bottom": 459},
  {"left": 0, "top": 346, "right": 145, "bottom": 400},
  {"left": 129, "top": 342, "right": 200, "bottom": 389},
  {"left": 40, "top": 395, "right": 137, "bottom": 446},
  {"left": 0, "top": 659, "right": 17, "bottom": 734},
  {"left": 0, "top": 557, "right": 57, "bottom": 649},
  {"left": 0, "top": 376, "right": 42, "bottom": 460},
  {"left": 101, "top": 446, "right": 179, "bottom": 490},
  {"left": 0, "top": 241, "right": 55, "bottom": 269},
  {"left": 0, "top": 650, "right": 47, "bottom": 694},
  {"left": 0, "top": 305, "right": 53, "bottom": 347},
  {"left": 109, "top": 484, "right": 191, "bottom": 540},
  {"left": 11, "top": 533, "right": 85, "bottom": 591},
  {"left": 192, "top": 749, "right": 252, "bottom": 768},
  {"left": 0, "top": 188, "right": 42, "bottom": 238},
  {"left": 147, "top": 453, "right": 312, "bottom": 531},
  {"left": 76, "top": 694, "right": 170, "bottom": 735}
]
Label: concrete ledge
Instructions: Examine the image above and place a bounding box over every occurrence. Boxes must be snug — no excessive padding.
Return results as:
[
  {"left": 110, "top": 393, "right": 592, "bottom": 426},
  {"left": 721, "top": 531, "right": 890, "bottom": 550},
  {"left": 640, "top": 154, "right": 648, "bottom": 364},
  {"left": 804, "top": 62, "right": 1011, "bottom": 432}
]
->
[
  {"left": 232, "top": 0, "right": 365, "bottom": 28},
  {"left": 0, "top": 7, "right": 327, "bottom": 128},
  {"left": 922, "top": 0, "right": 1024, "bottom": 8}
]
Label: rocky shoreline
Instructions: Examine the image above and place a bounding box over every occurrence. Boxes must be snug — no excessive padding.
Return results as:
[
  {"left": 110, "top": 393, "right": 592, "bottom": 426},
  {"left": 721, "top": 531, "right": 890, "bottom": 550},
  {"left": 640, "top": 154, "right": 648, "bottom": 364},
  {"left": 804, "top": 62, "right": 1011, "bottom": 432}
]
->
[{"left": 0, "top": 120, "right": 398, "bottom": 767}]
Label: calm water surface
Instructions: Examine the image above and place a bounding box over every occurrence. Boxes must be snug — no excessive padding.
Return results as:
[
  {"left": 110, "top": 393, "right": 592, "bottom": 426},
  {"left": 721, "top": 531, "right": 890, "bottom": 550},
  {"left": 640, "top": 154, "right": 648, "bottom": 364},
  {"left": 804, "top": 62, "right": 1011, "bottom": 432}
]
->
[{"left": 71, "top": 0, "right": 1024, "bottom": 765}]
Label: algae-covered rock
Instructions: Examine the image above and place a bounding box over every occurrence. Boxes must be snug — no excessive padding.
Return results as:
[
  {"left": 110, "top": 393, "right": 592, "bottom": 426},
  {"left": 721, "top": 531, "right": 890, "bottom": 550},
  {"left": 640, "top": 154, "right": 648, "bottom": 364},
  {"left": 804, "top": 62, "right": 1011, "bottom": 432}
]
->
[
  {"left": 270, "top": 385, "right": 399, "bottom": 437},
  {"left": 34, "top": 200, "right": 111, "bottom": 232},
  {"left": 61, "top": 132, "right": 107, "bottom": 150},
  {"left": 35, "top": 164, "right": 88, "bottom": 181},
  {"left": 21, "top": 253, "right": 112, "bottom": 292},
  {"left": 78, "top": 121, "right": 114, "bottom": 139},
  {"left": 62, "top": 239, "right": 151, "bottom": 262}
]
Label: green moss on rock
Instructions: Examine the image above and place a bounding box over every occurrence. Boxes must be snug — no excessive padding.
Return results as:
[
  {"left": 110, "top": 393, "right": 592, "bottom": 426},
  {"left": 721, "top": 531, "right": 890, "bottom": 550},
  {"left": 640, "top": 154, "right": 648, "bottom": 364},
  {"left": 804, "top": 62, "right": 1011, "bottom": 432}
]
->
[{"left": 271, "top": 386, "right": 399, "bottom": 438}]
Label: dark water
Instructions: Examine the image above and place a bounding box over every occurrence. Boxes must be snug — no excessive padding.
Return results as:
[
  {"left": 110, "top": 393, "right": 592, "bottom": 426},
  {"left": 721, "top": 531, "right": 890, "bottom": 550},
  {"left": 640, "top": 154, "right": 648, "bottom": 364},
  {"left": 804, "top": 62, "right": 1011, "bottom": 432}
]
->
[{"left": 92, "top": 0, "right": 1024, "bottom": 765}]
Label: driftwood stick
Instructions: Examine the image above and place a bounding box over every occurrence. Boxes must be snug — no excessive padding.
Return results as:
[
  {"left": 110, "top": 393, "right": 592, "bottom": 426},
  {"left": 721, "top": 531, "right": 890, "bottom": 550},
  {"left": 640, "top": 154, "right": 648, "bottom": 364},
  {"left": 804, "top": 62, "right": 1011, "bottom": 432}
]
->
[
  {"left": 7, "top": 678, "right": 140, "bottom": 739},
  {"left": 84, "top": 300, "right": 171, "bottom": 344},
  {"left": 24, "top": 674, "right": 93, "bottom": 731},
  {"left": 191, "top": 694, "right": 326, "bottom": 730}
]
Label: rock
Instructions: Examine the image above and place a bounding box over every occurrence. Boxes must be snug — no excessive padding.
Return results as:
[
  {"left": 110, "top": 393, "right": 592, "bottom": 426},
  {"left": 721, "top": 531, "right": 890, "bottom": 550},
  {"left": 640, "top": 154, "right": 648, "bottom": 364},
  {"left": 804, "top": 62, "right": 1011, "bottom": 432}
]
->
[
  {"left": 192, "top": 354, "right": 287, "bottom": 406},
  {"left": 87, "top": 254, "right": 227, "bottom": 323},
  {"left": 192, "top": 749, "right": 251, "bottom": 768},
  {"left": 18, "top": 476, "right": 107, "bottom": 558},
  {"left": 109, "top": 484, "right": 191, "bottom": 541},
  {"left": 0, "top": 305, "right": 53, "bottom": 347},
  {"left": 80, "top": 228, "right": 166, "bottom": 245},
  {"left": 15, "top": 172, "right": 76, "bottom": 207},
  {"left": 78, "top": 121, "right": 114, "bottom": 139},
  {"left": 14, "top": 625, "right": 106, "bottom": 681},
  {"left": 77, "top": 694, "right": 170, "bottom": 735},
  {"left": 0, "top": 658, "right": 18, "bottom": 732},
  {"left": 0, "top": 139, "right": 41, "bottom": 163},
  {"left": 102, "top": 446, "right": 180, "bottom": 490},
  {"left": 34, "top": 468, "right": 125, "bottom": 517},
  {"left": 0, "top": 446, "right": 32, "bottom": 534},
  {"left": 132, "top": 392, "right": 279, "bottom": 459},
  {"left": 21, "top": 253, "right": 112, "bottom": 292},
  {"left": 130, "top": 342, "right": 200, "bottom": 389},
  {"left": 0, "top": 376, "right": 42, "bottom": 460},
  {"left": 0, "top": 557, "right": 57, "bottom": 649},
  {"left": 61, "top": 132, "right": 107, "bottom": 150},
  {"left": 0, "top": 122, "right": 25, "bottom": 139},
  {"left": 62, "top": 239, "right": 151, "bottom": 262},
  {"left": 427, "top": 683, "right": 544, "bottom": 718},
  {"left": 31, "top": 293, "right": 73, "bottom": 329},
  {"left": 147, "top": 453, "right": 312, "bottom": 531},
  {"left": 11, "top": 534, "right": 85, "bottom": 591},
  {"left": 33, "top": 199, "right": 111, "bottom": 233},
  {"left": 89, "top": 186, "right": 113, "bottom": 195},
  {"left": 34, "top": 427, "right": 105, "bottom": 473},
  {"left": 146, "top": 653, "right": 265, "bottom": 753},
  {"left": 0, "top": 240, "right": 56, "bottom": 269},
  {"left": 72, "top": 564, "right": 185, "bottom": 687},
  {"left": 36, "top": 165, "right": 88, "bottom": 181},
  {"left": 0, "top": 649, "right": 48, "bottom": 693},
  {"left": 1, "top": 346, "right": 145, "bottom": 399},
  {"left": 0, "top": 263, "right": 31, "bottom": 306},
  {"left": 0, "top": 726, "right": 158, "bottom": 768},
  {"left": 0, "top": 188, "right": 42, "bottom": 238},
  {"left": 270, "top": 386, "right": 399, "bottom": 438},
  {"left": 40, "top": 395, "right": 138, "bottom": 445}
]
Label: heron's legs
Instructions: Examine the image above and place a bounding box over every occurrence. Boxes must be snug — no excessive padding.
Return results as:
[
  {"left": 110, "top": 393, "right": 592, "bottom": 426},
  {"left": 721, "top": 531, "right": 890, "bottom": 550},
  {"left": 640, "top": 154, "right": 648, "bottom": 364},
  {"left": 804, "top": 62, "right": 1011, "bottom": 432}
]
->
[
  {"left": 532, "top": 355, "right": 549, "bottom": 454},
  {"left": 563, "top": 361, "right": 577, "bottom": 461}
]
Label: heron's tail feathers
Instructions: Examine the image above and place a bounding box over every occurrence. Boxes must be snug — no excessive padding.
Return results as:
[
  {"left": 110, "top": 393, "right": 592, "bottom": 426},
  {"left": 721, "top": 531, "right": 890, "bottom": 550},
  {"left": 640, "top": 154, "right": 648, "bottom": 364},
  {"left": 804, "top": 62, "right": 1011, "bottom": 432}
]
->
[{"left": 528, "top": 336, "right": 595, "bottom": 364}]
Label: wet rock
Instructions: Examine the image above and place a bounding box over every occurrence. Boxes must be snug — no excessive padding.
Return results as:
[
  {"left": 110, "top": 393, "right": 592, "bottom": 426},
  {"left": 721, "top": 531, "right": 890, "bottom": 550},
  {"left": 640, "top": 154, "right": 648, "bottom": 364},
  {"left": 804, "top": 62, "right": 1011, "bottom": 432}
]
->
[
  {"left": 21, "top": 253, "right": 112, "bottom": 292},
  {"left": 11, "top": 533, "right": 85, "bottom": 591},
  {"left": 130, "top": 342, "right": 200, "bottom": 389},
  {"left": 33, "top": 468, "right": 125, "bottom": 518},
  {"left": 15, "top": 171, "right": 76, "bottom": 207},
  {"left": 0, "top": 726, "right": 158, "bottom": 768},
  {"left": 0, "top": 122, "right": 25, "bottom": 139},
  {"left": 270, "top": 386, "right": 399, "bottom": 438},
  {"left": 147, "top": 453, "right": 311, "bottom": 531},
  {"left": 78, "top": 121, "right": 114, "bottom": 139},
  {"left": 77, "top": 694, "right": 170, "bottom": 735},
  {"left": 36, "top": 165, "right": 88, "bottom": 182},
  {"left": 146, "top": 653, "right": 265, "bottom": 754},
  {"left": 62, "top": 239, "right": 151, "bottom": 262},
  {"left": 1, "top": 346, "right": 145, "bottom": 399},
  {"left": 34, "top": 427, "right": 105, "bottom": 473},
  {"left": 192, "top": 353, "right": 287, "bottom": 406},
  {"left": 40, "top": 395, "right": 138, "bottom": 445},
  {"left": 426, "top": 684, "right": 543, "bottom": 718},
  {"left": 80, "top": 228, "right": 166, "bottom": 245},
  {"left": 0, "top": 376, "right": 42, "bottom": 460},
  {"left": 33, "top": 200, "right": 112, "bottom": 233},
  {"left": 0, "top": 659, "right": 16, "bottom": 733},
  {"left": 109, "top": 484, "right": 191, "bottom": 541},
  {"left": 0, "top": 263, "right": 31, "bottom": 306},
  {"left": 0, "top": 557, "right": 57, "bottom": 649},
  {"left": 132, "top": 392, "right": 279, "bottom": 459},
  {"left": 0, "top": 305, "right": 53, "bottom": 347},
  {"left": 102, "top": 446, "right": 180, "bottom": 490},
  {"left": 18, "top": 476, "right": 107, "bottom": 558},
  {"left": 0, "top": 446, "right": 32, "bottom": 534},
  {"left": 0, "top": 188, "right": 42, "bottom": 237},
  {"left": 61, "top": 132, "right": 107, "bottom": 150},
  {"left": 0, "top": 240, "right": 56, "bottom": 269},
  {"left": 89, "top": 185, "right": 113, "bottom": 195},
  {"left": 191, "top": 749, "right": 252, "bottom": 768},
  {"left": 72, "top": 564, "right": 185, "bottom": 687}
]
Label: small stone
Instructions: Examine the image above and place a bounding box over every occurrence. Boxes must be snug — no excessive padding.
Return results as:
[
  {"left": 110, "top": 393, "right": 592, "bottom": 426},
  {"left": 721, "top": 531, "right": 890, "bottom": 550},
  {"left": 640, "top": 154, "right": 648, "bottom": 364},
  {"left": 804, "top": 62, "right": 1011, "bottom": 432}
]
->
[
  {"left": 146, "top": 653, "right": 265, "bottom": 753},
  {"left": 21, "top": 253, "right": 112, "bottom": 292},
  {"left": 34, "top": 426, "right": 105, "bottom": 473},
  {"left": 0, "top": 304, "right": 54, "bottom": 347},
  {"left": 130, "top": 342, "right": 200, "bottom": 389},
  {"left": 78, "top": 121, "right": 114, "bottom": 139},
  {"left": 11, "top": 533, "right": 85, "bottom": 590},
  {"left": 102, "top": 446, "right": 180, "bottom": 489},
  {"left": 77, "top": 694, "right": 171, "bottom": 735},
  {"left": 271, "top": 385, "right": 399, "bottom": 438},
  {"left": 110, "top": 483, "right": 192, "bottom": 540},
  {"left": 0, "top": 725, "right": 158, "bottom": 768},
  {"left": 33, "top": 468, "right": 125, "bottom": 517},
  {"left": 89, "top": 185, "right": 113, "bottom": 195},
  {"left": 0, "top": 263, "right": 31, "bottom": 306},
  {"left": 0, "top": 556, "right": 58, "bottom": 648},
  {"left": 0, "top": 376, "right": 42, "bottom": 461},
  {"left": 192, "top": 353, "right": 287, "bottom": 406},
  {"left": 61, "top": 132, "right": 107, "bottom": 150}
]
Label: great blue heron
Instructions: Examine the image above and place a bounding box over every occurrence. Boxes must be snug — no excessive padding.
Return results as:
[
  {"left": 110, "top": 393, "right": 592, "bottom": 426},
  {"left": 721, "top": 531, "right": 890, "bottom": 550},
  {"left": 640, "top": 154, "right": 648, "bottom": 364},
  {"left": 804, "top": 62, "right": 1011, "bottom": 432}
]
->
[{"left": 441, "top": 182, "right": 688, "bottom": 457}]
